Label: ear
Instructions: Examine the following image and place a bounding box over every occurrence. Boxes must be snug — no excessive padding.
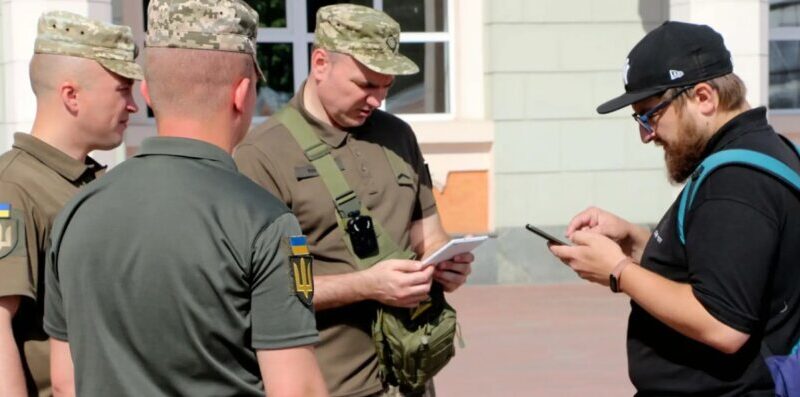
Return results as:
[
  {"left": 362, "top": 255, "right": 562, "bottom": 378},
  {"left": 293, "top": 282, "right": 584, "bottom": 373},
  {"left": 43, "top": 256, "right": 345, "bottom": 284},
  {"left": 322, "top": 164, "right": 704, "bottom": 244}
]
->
[
  {"left": 233, "top": 76, "right": 253, "bottom": 114},
  {"left": 691, "top": 82, "right": 718, "bottom": 116},
  {"left": 59, "top": 81, "right": 79, "bottom": 114},
  {"left": 309, "top": 48, "right": 331, "bottom": 80},
  {"left": 140, "top": 79, "right": 153, "bottom": 107}
]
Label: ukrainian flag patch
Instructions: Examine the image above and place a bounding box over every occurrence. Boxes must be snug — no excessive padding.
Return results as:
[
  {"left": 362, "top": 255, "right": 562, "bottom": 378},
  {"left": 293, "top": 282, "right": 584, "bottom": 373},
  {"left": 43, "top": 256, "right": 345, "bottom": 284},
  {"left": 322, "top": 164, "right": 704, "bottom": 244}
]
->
[
  {"left": 289, "top": 235, "right": 309, "bottom": 256},
  {"left": 0, "top": 203, "right": 10, "bottom": 219}
]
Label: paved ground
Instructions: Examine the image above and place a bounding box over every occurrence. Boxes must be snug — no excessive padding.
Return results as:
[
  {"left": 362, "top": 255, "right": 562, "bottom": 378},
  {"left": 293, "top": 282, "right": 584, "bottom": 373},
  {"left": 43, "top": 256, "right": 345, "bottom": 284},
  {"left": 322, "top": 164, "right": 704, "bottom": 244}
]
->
[{"left": 435, "top": 284, "right": 635, "bottom": 396}]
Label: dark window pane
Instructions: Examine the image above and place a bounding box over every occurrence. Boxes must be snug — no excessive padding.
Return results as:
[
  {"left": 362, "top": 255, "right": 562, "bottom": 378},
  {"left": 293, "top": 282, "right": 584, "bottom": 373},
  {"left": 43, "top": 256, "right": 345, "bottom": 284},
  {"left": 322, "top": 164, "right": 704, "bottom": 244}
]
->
[
  {"left": 771, "top": 1, "right": 800, "bottom": 28},
  {"left": 306, "top": 0, "right": 372, "bottom": 33},
  {"left": 386, "top": 42, "right": 447, "bottom": 114},
  {"left": 245, "top": 0, "right": 287, "bottom": 28},
  {"left": 770, "top": 40, "right": 800, "bottom": 109},
  {"left": 383, "top": 0, "right": 446, "bottom": 32},
  {"left": 256, "top": 43, "right": 294, "bottom": 116}
]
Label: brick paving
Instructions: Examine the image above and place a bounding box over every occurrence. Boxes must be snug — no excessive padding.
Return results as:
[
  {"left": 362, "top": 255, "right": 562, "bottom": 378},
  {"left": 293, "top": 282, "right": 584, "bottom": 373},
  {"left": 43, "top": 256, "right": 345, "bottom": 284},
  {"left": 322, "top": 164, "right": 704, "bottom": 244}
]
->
[{"left": 435, "top": 284, "right": 635, "bottom": 396}]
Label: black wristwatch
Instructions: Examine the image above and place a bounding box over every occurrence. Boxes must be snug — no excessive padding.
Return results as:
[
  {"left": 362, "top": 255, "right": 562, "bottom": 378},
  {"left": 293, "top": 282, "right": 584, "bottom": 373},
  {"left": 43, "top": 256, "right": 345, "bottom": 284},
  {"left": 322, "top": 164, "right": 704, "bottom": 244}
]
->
[{"left": 609, "top": 257, "right": 634, "bottom": 293}]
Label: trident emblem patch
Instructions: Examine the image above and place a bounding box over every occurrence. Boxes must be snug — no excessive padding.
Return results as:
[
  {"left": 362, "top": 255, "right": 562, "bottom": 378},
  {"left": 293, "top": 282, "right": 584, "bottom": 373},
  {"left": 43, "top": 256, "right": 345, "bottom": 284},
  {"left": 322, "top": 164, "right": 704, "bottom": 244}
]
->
[
  {"left": 290, "top": 255, "right": 314, "bottom": 306},
  {"left": 289, "top": 236, "right": 313, "bottom": 306},
  {"left": 0, "top": 218, "right": 20, "bottom": 259}
]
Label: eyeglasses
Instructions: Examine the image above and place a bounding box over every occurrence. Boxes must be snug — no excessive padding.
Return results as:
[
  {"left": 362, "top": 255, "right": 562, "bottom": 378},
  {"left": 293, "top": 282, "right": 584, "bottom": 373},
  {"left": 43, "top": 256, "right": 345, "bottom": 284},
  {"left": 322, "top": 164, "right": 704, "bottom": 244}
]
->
[{"left": 631, "top": 85, "right": 693, "bottom": 142}]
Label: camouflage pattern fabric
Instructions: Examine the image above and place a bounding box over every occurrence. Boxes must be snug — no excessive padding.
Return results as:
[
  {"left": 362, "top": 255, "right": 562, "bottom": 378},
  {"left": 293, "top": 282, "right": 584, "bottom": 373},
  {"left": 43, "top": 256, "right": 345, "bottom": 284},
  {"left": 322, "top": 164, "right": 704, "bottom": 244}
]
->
[
  {"left": 315, "top": 4, "right": 419, "bottom": 76},
  {"left": 145, "top": 0, "right": 265, "bottom": 80},
  {"left": 34, "top": 11, "right": 143, "bottom": 80}
]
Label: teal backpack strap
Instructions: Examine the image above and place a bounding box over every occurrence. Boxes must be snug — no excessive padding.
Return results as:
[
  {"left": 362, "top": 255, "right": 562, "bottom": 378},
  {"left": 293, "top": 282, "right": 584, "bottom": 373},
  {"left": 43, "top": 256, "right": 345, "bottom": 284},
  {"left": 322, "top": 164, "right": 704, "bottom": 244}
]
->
[
  {"left": 275, "top": 107, "right": 415, "bottom": 268},
  {"left": 677, "top": 148, "right": 800, "bottom": 245}
]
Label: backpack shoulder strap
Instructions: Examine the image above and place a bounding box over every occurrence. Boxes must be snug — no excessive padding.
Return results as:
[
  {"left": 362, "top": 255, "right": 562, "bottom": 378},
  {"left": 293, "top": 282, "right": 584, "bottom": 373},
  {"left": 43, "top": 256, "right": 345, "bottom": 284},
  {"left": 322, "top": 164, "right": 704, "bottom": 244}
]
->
[
  {"left": 275, "top": 106, "right": 415, "bottom": 267},
  {"left": 677, "top": 148, "right": 800, "bottom": 245}
]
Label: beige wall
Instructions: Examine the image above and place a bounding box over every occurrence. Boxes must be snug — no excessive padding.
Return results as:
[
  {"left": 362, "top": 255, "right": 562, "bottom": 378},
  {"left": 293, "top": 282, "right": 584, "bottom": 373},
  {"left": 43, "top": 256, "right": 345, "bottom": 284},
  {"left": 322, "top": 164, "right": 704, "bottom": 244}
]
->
[{"left": 488, "top": 0, "right": 679, "bottom": 228}]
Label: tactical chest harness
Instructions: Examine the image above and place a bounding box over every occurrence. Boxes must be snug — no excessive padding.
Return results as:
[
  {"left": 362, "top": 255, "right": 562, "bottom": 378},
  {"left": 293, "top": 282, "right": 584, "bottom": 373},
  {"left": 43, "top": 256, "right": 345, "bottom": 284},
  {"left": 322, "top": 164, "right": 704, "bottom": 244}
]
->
[{"left": 276, "top": 107, "right": 457, "bottom": 394}]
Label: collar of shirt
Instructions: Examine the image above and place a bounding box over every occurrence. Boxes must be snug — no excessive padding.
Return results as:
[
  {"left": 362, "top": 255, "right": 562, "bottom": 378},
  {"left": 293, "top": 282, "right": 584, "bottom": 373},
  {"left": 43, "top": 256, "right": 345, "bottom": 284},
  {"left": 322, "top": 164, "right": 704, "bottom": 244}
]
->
[
  {"left": 701, "top": 107, "right": 770, "bottom": 157},
  {"left": 13, "top": 132, "right": 105, "bottom": 183},
  {"left": 135, "top": 136, "right": 237, "bottom": 171},
  {"left": 289, "top": 80, "right": 349, "bottom": 148}
]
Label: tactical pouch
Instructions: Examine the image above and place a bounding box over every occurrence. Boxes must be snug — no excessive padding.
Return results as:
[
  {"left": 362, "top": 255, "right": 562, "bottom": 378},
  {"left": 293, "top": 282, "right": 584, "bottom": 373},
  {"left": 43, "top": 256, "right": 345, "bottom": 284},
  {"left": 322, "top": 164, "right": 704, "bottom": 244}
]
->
[{"left": 373, "top": 285, "right": 457, "bottom": 394}]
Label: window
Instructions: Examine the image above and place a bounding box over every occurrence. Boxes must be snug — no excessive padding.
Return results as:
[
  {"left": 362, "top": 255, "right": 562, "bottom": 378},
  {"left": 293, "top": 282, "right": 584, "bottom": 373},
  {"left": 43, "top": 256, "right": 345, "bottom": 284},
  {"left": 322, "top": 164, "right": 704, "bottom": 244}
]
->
[
  {"left": 142, "top": 0, "right": 452, "bottom": 117},
  {"left": 770, "top": 0, "right": 800, "bottom": 110},
  {"left": 251, "top": 0, "right": 452, "bottom": 117}
]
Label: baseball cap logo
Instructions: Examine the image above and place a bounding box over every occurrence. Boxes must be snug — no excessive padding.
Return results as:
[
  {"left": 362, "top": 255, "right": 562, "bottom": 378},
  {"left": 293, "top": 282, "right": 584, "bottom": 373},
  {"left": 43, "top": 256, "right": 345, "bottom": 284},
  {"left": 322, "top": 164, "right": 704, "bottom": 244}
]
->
[
  {"left": 622, "top": 58, "right": 630, "bottom": 86},
  {"left": 669, "top": 69, "right": 685, "bottom": 80}
]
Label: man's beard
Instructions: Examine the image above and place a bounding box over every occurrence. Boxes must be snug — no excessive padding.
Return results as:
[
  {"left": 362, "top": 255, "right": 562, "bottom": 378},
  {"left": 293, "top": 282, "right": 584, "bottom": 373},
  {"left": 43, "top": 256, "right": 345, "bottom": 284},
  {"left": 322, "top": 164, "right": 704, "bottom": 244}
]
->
[{"left": 662, "top": 113, "right": 709, "bottom": 184}]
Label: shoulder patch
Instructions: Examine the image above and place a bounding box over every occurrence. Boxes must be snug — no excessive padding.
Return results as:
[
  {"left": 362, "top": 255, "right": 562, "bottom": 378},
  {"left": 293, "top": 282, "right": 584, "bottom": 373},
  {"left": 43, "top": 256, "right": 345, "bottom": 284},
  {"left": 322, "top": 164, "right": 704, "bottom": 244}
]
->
[
  {"left": 288, "top": 235, "right": 313, "bottom": 306},
  {"left": 0, "top": 206, "right": 26, "bottom": 259}
]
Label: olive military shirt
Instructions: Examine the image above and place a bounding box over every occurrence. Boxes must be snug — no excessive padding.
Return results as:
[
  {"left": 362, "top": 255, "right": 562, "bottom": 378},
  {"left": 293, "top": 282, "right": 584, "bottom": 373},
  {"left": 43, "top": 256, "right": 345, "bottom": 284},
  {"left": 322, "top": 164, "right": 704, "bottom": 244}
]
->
[
  {"left": 0, "top": 133, "right": 104, "bottom": 397},
  {"left": 234, "top": 85, "right": 438, "bottom": 397},
  {"left": 43, "top": 137, "right": 319, "bottom": 396}
]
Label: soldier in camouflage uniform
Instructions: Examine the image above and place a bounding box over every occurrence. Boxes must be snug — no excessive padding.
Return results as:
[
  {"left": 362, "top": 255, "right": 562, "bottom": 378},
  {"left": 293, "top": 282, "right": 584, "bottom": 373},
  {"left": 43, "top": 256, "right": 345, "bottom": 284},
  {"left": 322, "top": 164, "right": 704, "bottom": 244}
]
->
[
  {"left": 235, "top": 4, "right": 473, "bottom": 396},
  {"left": 43, "top": 1, "right": 327, "bottom": 396},
  {"left": 0, "top": 11, "right": 141, "bottom": 397}
]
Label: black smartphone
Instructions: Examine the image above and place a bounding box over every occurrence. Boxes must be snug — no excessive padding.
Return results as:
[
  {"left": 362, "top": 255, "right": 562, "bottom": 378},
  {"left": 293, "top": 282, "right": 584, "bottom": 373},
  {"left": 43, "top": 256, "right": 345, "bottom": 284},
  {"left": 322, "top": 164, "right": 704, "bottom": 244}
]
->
[{"left": 525, "top": 224, "right": 572, "bottom": 246}]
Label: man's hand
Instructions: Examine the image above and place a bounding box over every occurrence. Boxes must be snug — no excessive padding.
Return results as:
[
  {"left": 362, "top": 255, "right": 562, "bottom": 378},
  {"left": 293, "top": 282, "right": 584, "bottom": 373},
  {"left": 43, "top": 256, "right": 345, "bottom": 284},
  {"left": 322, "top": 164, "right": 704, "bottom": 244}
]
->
[
  {"left": 566, "top": 206, "right": 632, "bottom": 239},
  {"left": 566, "top": 206, "right": 650, "bottom": 261},
  {"left": 433, "top": 253, "right": 473, "bottom": 292},
  {"left": 363, "top": 259, "right": 434, "bottom": 308},
  {"left": 549, "top": 231, "right": 627, "bottom": 286}
]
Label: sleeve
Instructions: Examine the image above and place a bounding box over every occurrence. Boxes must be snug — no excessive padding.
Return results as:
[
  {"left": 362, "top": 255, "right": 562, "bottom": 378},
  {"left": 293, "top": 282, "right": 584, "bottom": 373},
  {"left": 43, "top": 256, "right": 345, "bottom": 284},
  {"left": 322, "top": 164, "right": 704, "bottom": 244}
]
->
[
  {"left": 0, "top": 181, "right": 35, "bottom": 301},
  {"left": 43, "top": 233, "right": 67, "bottom": 340},
  {"left": 249, "top": 212, "right": 318, "bottom": 349},
  {"left": 685, "top": 191, "right": 780, "bottom": 334},
  {"left": 234, "top": 143, "right": 291, "bottom": 205},
  {"left": 407, "top": 130, "right": 438, "bottom": 220}
]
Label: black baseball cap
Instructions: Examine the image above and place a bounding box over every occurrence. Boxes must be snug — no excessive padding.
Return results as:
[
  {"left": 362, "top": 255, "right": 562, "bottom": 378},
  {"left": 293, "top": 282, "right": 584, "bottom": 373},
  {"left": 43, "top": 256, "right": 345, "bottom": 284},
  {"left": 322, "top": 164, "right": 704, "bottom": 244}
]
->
[{"left": 597, "top": 21, "right": 733, "bottom": 114}]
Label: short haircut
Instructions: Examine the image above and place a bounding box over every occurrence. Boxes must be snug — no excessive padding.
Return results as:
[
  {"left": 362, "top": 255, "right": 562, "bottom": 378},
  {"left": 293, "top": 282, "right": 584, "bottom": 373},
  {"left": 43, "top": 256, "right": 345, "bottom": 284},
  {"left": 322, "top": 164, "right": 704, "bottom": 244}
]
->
[
  {"left": 144, "top": 48, "right": 254, "bottom": 118},
  {"left": 667, "top": 73, "right": 747, "bottom": 112},
  {"left": 29, "top": 53, "right": 92, "bottom": 97}
]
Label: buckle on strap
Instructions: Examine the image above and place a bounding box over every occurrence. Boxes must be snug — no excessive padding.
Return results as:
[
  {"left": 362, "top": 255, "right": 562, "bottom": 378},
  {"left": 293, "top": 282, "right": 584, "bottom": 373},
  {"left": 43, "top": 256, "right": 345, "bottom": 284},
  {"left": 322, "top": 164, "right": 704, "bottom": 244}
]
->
[
  {"left": 305, "top": 142, "right": 330, "bottom": 161},
  {"left": 335, "top": 190, "right": 362, "bottom": 218}
]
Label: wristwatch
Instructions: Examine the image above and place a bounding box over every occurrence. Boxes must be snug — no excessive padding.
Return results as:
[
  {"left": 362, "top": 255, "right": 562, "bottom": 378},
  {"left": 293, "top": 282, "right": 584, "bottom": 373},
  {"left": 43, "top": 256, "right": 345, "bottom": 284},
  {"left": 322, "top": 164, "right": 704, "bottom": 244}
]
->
[{"left": 609, "top": 257, "right": 635, "bottom": 293}]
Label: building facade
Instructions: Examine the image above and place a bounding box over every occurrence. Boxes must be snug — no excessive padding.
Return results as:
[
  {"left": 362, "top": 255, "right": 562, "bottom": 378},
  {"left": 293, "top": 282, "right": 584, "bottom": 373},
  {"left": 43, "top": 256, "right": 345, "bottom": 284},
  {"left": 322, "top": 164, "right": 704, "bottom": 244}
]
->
[{"left": 0, "top": 0, "right": 791, "bottom": 283}]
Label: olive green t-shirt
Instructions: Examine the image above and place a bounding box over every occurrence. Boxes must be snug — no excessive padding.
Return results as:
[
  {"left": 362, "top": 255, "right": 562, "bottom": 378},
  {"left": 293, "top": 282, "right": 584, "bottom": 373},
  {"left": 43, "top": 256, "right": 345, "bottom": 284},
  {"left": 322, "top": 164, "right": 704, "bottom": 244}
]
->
[
  {"left": 43, "top": 137, "right": 319, "bottom": 396},
  {"left": 234, "top": 86, "right": 438, "bottom": 397},
  {"left": 0, "top": 133, "right": 104, "bottom": 397}
]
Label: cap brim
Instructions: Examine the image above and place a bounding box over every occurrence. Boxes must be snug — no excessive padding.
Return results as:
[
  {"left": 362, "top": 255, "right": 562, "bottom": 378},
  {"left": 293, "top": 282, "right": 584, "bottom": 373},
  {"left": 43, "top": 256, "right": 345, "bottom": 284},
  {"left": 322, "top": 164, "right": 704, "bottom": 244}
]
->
[
  {"left": 596, "top": 86, "right": 666, "bottom": 114},
  {"left": 97, "top": 58, "right": 144, "bottom": 81},
  {"left": 352, "top": 52, "right": 419, "bottom": 76}
]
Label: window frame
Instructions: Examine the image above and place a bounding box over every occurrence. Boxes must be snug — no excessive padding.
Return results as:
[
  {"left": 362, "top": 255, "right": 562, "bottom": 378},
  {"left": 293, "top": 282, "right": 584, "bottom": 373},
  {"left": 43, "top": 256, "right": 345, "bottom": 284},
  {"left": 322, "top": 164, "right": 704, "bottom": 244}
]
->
[
  {"left": 255, "top": 0, "right": 456, "bottom": 122},
  {"left": 769, "top": 0, "right": 800, "bottom": 114}
]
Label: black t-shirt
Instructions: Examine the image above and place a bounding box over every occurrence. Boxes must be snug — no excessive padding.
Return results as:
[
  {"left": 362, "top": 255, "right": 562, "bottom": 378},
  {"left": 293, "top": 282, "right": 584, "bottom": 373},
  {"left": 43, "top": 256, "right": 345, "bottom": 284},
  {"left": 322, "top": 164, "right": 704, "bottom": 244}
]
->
[{"left": 629, "top": 108, "right": 800, "bottom": 396}]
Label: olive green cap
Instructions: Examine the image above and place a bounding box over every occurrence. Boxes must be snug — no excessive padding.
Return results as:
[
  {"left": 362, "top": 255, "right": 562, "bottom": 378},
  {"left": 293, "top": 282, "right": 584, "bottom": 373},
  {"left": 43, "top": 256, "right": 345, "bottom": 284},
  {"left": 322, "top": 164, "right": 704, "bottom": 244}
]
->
[
  {"left": 145, "top": 0, "right": 265, "bottom": 81},
  {"left": 34, "top": 11, "right": 143, "bottom": 80},
  {"left": 314, "top": 4, "right": 419, "bottom": 76}
]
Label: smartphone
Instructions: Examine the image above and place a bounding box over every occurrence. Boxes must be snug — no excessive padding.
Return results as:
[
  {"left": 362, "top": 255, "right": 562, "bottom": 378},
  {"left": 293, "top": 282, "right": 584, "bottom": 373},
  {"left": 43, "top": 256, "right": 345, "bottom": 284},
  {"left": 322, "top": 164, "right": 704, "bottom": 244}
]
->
[{"left": 525, "top": 224, "right": 572, "bottom": 246}]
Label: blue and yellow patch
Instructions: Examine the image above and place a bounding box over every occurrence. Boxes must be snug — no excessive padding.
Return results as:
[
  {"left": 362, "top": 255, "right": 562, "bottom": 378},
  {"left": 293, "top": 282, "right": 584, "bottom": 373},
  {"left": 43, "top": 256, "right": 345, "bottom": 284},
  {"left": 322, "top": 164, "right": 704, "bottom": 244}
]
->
[
  {"left": 289, "top": 235, "right": 309, "bottom": 256},
  {"left": 0, "top": 203, "right": 10, "bottom": 219},
  {"left": 288, "top": 235, "right": 313, "bottom": 306}
]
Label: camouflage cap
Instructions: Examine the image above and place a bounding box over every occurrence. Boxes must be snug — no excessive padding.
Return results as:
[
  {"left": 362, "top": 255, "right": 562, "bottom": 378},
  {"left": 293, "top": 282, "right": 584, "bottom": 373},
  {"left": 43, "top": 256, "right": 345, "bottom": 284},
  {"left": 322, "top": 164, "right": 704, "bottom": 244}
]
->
[
  {"left": 145, "top": 0, "right": 265, "bottom": 81},
  {"left": 315, "top": 4, "right": 419, "bottom": 76},
  {"left": 35, "top": 11, "right": 143, "bottom": 80}
]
